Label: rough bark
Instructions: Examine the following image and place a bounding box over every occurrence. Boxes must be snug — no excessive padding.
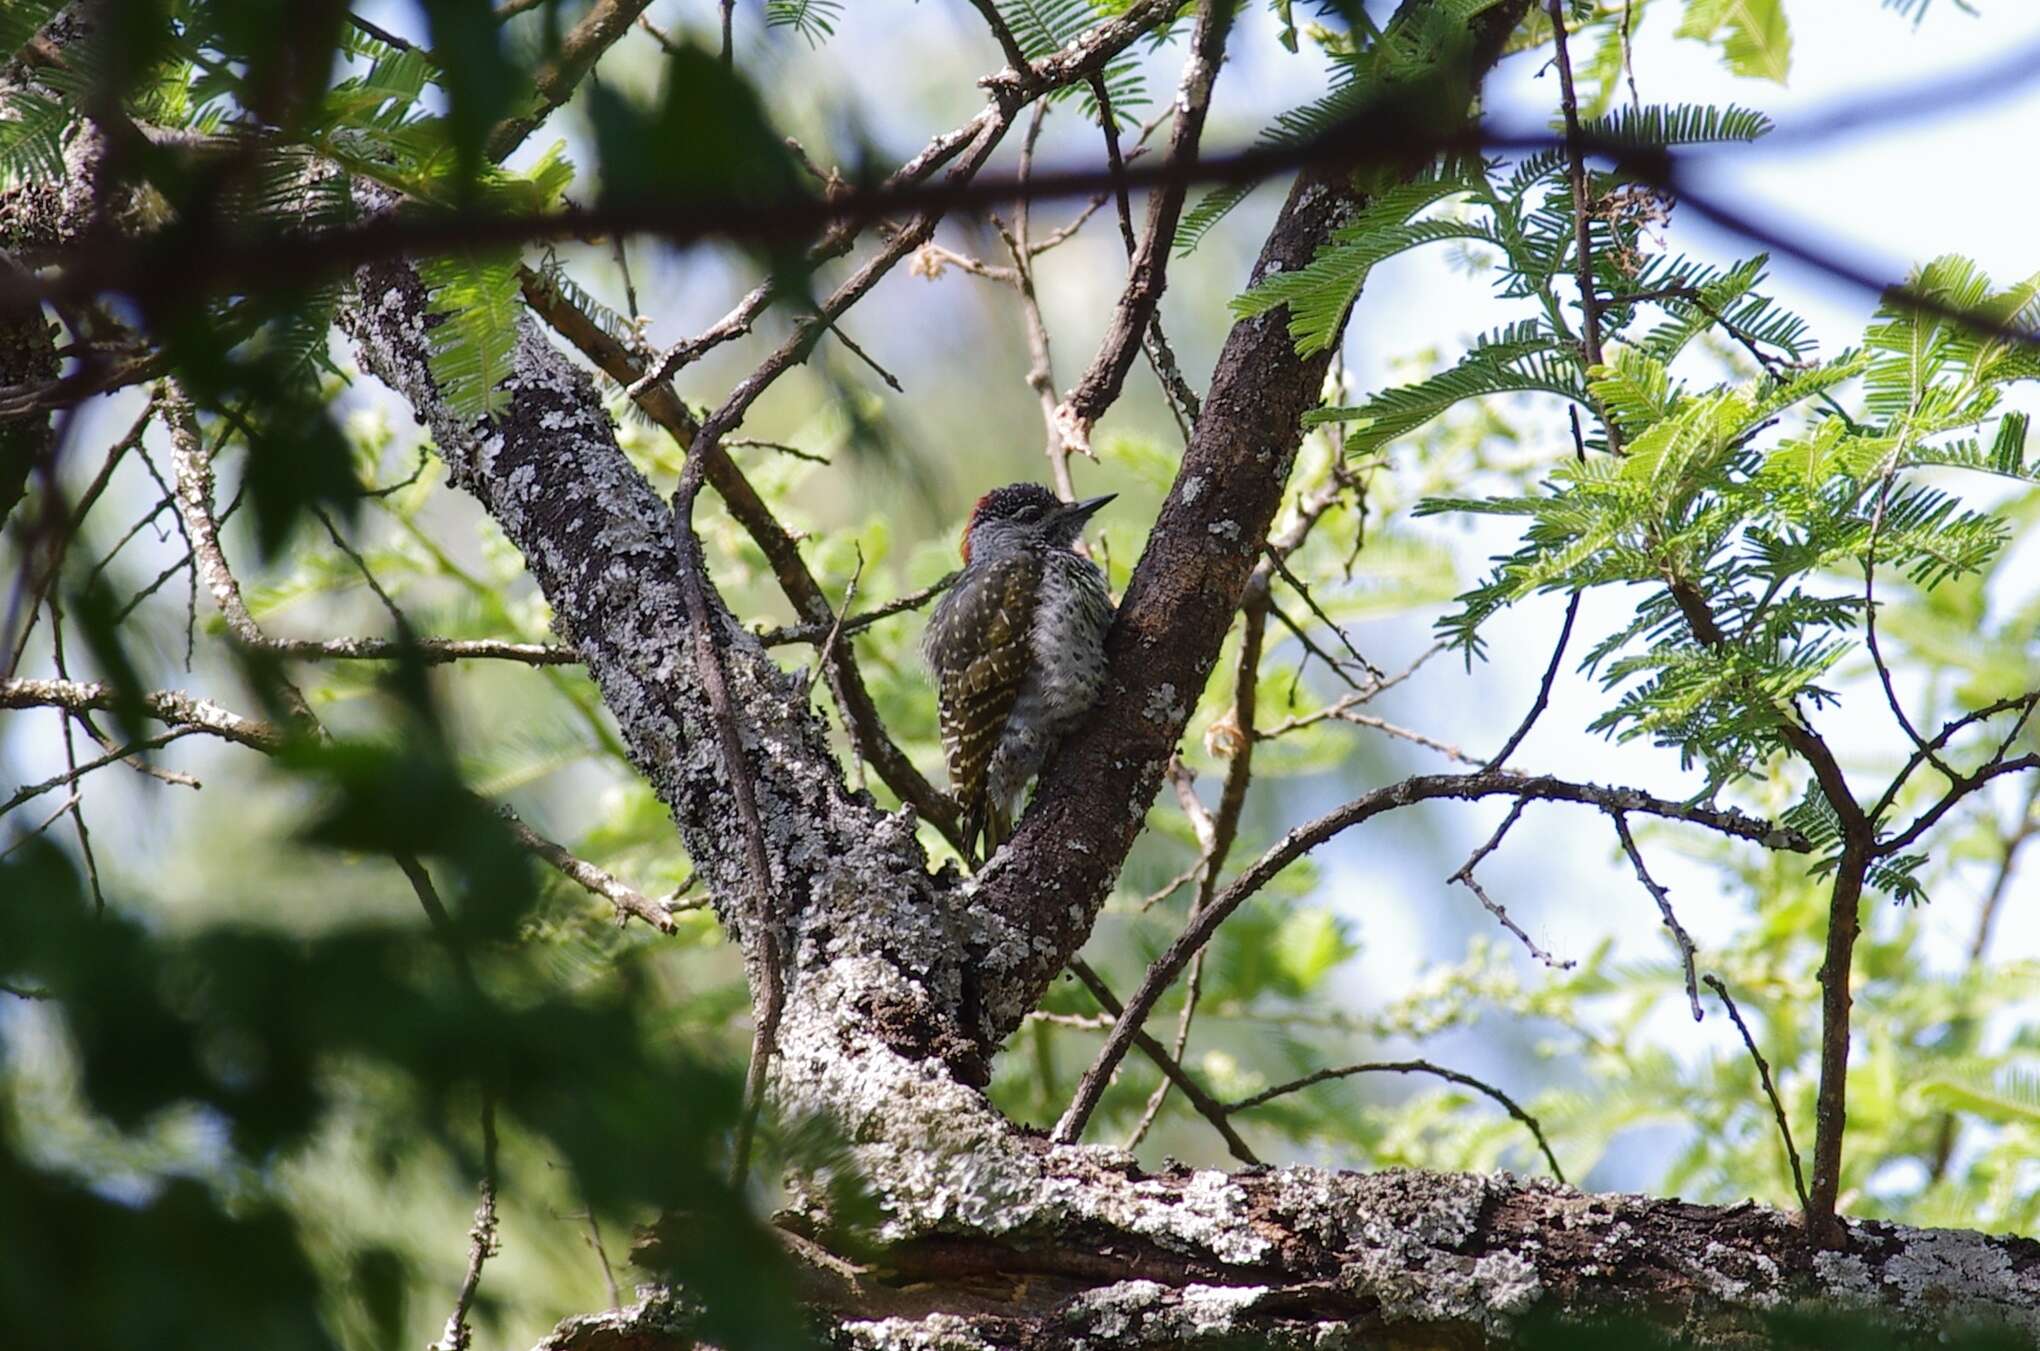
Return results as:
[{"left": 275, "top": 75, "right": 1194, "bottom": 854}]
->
[
  {"left": 549, "top": 1167, "right": 2040, "bottom": 1349},
  {"left": 967, "top": 0, "right": 1535, "bottom": 1043},
  {"left": 310, "top": 4, "right": 2040, "bottom": 1348}
]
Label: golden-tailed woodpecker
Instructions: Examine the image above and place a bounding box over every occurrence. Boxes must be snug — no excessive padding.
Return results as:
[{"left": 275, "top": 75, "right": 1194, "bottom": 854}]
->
[{"left": 923, "top": 484, "right": 1115, "bottom": 863}]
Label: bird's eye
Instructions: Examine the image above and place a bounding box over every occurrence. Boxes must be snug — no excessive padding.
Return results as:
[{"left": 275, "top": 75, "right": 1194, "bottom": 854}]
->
[{"left": 1015, "top": 505, "right": 1041, "bottom": 522}]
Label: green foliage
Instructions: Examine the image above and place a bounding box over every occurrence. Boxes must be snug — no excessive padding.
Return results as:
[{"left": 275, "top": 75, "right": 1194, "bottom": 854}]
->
[
  {"left": 1415, "top": 264, "right": 2036, "bottom": 788},
  {"left": 1233, "top": 167, "right": 1493, "bottom": 353},
  {"left": 0, "top": 667, "right": 804, "bottom": 1350},
  {"left": 419, "top": 250, "right": 524, "bottom": 421},
  {"left": 995, "top": 0, "right": 1150, "bottom": 115},
  {"left": 765, "top": 0, "right": 846, "bottom": 46},
  {"left": 1677, "top": 0, "right": 1793, "bottom": 82},
  {"left": 0, "top": 89, "right": 70, "bottom": 186},
  {"left": 1177, "top": 1, "right": 1503, "bottom": 253}
]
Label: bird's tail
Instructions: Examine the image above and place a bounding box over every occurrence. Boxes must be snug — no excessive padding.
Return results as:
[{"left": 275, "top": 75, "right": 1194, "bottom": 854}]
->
[{"left": 983, "top": 799, "right": 1013, "bottom": 863}]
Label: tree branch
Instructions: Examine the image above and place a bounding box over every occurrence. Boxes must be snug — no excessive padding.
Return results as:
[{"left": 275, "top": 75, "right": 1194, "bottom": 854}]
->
[
  {"left": 968, "top": 0, "right": 1536, "bottom": 1054},
  {"left": 1052, "top": 767, "right": 1804, "bottom": 1144},
  {"left": 1225, "top": 1057, "right": 1564, "bottom": 1184},
  {"left": 1054, "top": 0, "right": 1231, "bottom": 449}
]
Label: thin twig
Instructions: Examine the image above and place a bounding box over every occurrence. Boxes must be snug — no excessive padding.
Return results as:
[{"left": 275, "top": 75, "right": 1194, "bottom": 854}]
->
[
  {"left": 1704, "top": 974, "right": 1808, "bottom": 1209},
  {"left": 1609, "top": 811, "right": 1701, "bottom": 1021},
  {"left": 966, "top": 0, "right": 1034, "bottom": 76},
  {"left": 1862, "top": 472, "right": 1948, "bottom": 775},
  {"left": 1491, "top": 408, "right": 1589, "bottom": 770},
  {"left": 1227, "top": 1058, "right": 1565, "bottom": 1183},
  {"left": 1448, "top": 801, "right": 1574, "bottom": 970},
  {"left": 1051, "top": 770, "right": 1802, "bottom": 1144},
  {"left": 669, "top": 455, "right": 782, "bottom": 1187},
  {"left": 803, "top": 549, "right": 864, "bottom": 703},
  {"left": 1547, "top": 0, "right": 1606, "bottom": 378},
  {"left": 44, "top": 596, "right": 104, "bottom": 913},
  {"left": 0, "top": 725, "right": 199, "bottom": 817},
  {"left": 498, "top": 806, "right": 677, "bottom": 933},
  {"left": 405, "top": 856, "right": 501, "bottom": 1351},
  {"left": 1127, "top": 596, "right": 1265, "bottom": 1149},
  {"left": 756, "top": 570, "right": 956, "bottom": 647},
  {"left": 1263, "top": 549, "right": 1382, "bottom": 679},
  {"left": 821, "top": 319, "right": 903, "bottom": 392},
  {"left": 1066, "top": 958, "right": 1260, "bottom": 1166}
]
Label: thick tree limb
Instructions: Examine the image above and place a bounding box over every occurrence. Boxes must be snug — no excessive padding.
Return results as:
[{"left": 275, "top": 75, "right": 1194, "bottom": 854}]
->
[
  {"left": 540, "top": 1164, "right": 2040, "bottom": 1349},
  {"left": 966, "top": 0, "right": 1536, "bottom": 1049}
]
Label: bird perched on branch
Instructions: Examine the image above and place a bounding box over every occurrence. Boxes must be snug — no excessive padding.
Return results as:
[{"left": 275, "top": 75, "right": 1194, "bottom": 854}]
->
[{"left": 923, "top": 483, "right": 1115, "bottom": 865}]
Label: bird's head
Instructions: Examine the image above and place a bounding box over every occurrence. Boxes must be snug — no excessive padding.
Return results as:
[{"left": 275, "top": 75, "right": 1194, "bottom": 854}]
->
[{"left": 960, "top": 483, "right": 1114, "bottom": 564}]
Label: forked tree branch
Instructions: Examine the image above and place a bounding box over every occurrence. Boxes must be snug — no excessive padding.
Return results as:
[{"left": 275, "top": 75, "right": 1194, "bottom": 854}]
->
[{"left": 1052, "top": 768, "right": 1806, "bottom": 1144}]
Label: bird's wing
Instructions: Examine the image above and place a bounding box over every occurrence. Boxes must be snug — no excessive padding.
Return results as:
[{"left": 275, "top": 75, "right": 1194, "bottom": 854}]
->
[{"left": 928, "top": 552, "right": 1041, "bottom": 845}]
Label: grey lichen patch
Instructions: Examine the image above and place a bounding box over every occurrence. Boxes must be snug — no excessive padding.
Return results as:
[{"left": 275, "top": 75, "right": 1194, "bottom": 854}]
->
[
  {"left": 1471, "top": 1251, "right": 1542, "bottom": 1315},
  {"left": 837, "top": 1313, "right": 988, "bottom": 1351},
  {"left": 1836, "top": 1225, "right": 2040, "bottom": 1333},
  {"left": 1141, "top": 682, "right": 1185, "bottom": 726}
]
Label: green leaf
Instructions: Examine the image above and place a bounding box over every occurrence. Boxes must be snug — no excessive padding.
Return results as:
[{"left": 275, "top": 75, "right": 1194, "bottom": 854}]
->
[
  {"left": 0, "top": 89, "right": 70, "bottom": 187},
  {"left": 588, "top": 44, "right": 804, "bottom": 206},
  {"left": 765, "top": 0, "right": 845, "bottom": 45},
  {"left": 995, "top": 0, "right": 1148, "bottom": 116},
  {"left": 1580, "top": 101, "right": 1772, "bottom": 147},
  {"left": 419, "top": 249, "right": 523, "bottom": 420},
  {"left": 1272, "top": 907, "right": 1356, "bottom": 994},
  {"left": 1677, "top": 0, "right": 1791, "bottom": 84},
  {"left": 1310, "top": 322, "right": 1587, "bottom": 453},
  {"left": 1232, "top": 169, "right": 1489, "bottom": 354},
  {"left": 419, "top": 0, "right": 521, "bottom": 186},
  {"left": 1916, "top": 1067, "right": 2040, "bottom": 1126}
]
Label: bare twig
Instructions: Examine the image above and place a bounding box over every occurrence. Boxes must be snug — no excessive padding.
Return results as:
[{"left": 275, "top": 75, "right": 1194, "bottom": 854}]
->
[
  {"left": 1, "top": 678, "right": 286, "bottom": 752},
  {"left": 166, "top": 390, "right": 575, "bottom": 666},
  {"left": 1491, "top": 407, "right": 1589, "bottom": 769},
  {"left": 1052, "top": 769, "right": 1805, "bottom": 1144},
  {"left": 1227, "top": 1057, "right": 1565, "bottom": 1183},
  {"left": 756, "top": 571, "right": 956, "bottom": 647},
  {"left": 966, "top": 0, "right": 1034, "bottom": 76},
  {"left": 668, "top": 464, "right": 781, "bottom": 1185},
  {"left": 498, "top": 806, "right": 677, "bottom": 933},
  {"left": 1704, "top": 974, "right": 1808, "bottom": 1210},
  {"left": 4, "top": 395, "right": 157, "bottom": 680},
  {"left": 803, "top": 549, "right": 863, "bottom": 702},
  {"left": 1872, "top": 691, "right": 2040, "bottom": 822},
  {"left": 1547, "top": 0, "right": 1606, "bottom": 380},
  {"left": 1127, "top": 595, "right": 1265, "bottom": 1149},
  {"left": 1066, "top": 958, "right": 1260, "bottom": 1166},
  {"left": 1263, "top": 549, "right": 1382, "bottom": 679},
  {"left": 404, "top": 855, "right": 501, "bottom": 1351},
  {"left": 1862, "top": 473, "right": 1949, "bottom": 776},
  {"left": 821, "top": 319, "right": 903, "bottom": 392},
  {"left": 485, "top": 0, "right": 660, "bottom": 163},
  {"left": 0, "top": 725, "right": 199, "bottom": 817},
  {"left": 1609, "top": 810, "right": 1701, "bottom": 1021},
  {"left": 1449, "top": 801, "right": 1573, "bottom": 970},
  {"left": 1054, "top": 0, "right": 1231, "bottom": 450}
]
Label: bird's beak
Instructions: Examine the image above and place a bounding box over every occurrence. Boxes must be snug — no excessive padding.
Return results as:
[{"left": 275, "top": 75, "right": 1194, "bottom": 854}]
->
[{"left": 1061, "top": 493, "right": 1116, "bottom": 523}]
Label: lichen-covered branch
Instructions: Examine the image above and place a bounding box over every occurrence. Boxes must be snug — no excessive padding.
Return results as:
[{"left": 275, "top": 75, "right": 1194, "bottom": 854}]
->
[{"left": 542, "top": 1164, "right": 2040, "bottom": 1350}]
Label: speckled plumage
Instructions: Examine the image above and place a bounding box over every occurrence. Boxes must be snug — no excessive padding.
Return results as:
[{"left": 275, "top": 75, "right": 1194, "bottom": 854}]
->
[{"left": 923, "top": 484, "right": 1114, "bottom": 861}]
